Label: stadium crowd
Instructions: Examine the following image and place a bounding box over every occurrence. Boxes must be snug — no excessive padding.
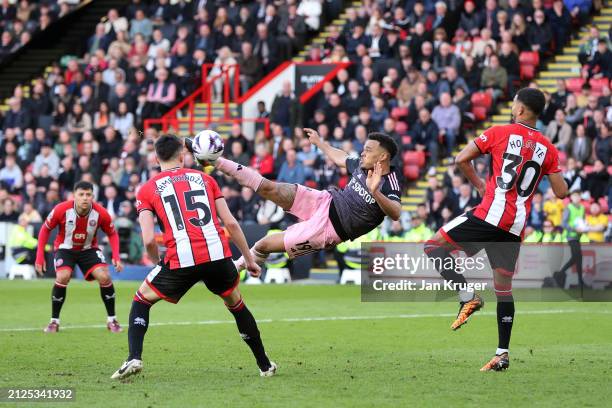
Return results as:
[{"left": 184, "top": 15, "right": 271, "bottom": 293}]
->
[
  {"left": 0, "top": 0, "right": 609, "bottom": 268},
  {"left": 0, "top": 0, "right": 83, "bottom": 61}
]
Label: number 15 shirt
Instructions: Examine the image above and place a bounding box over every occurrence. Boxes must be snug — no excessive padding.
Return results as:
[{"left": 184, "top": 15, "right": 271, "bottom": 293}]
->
[
  {"left": 136, "top": 167, "right": 232, "bottom": 269},
  {"left": 473, "top": 122, "right": 561, "bottom": 237}
]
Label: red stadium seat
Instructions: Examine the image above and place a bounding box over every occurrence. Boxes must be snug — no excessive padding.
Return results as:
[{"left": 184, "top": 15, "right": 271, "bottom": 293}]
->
[
  {"left": 472, "top": 106, "right": 488, "bottom": 122},
  {"left": 589, "top": 77, "right": 610, "bottom": 93},
  {"left": 519, "top": 51, "right": 540, "bottom": 67},
  {"left": 403, "top": 151, "right": 426, "bottom": 167},
  {"left": 565, "top": 78, "right": 585, "bottom": 93},
  {"left": 520, "top": 64, "right": 537, "bottom": 80},
  {"left": 391, "top": 107, "right": 409, "bottom": 120},
  {"left": 471, "top": 92, "right": 492, "bottom": 110},
  {"left": 402, "top": 135, "right": 412, "bottom": 146},
  {"left": 558, "top": 150, "right": 567, "bottom": 167},
  {"left": 598, "top": 197, "right": 609, "bottom": 213},
  {"left": 403, "top": 164, "right": 420, "bottom": 180},
  {"left": 395, "top": 121, "right": 408, "bottom": 135}
]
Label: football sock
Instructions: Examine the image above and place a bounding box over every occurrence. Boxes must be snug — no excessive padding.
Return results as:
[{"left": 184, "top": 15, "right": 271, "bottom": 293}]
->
[
  {"left": 216, "top": 157, "right": 264, "bottom": 191},
  {"left": 424, "top": 240, "right": 469, "bottom": 300},
  {"left": 51, "top": 282, "right": 67, "bottom": 319},
  {"left": 100, "top": 283, "right": 116, "bottom": 317},
  {"left": 226, "top": 297, "right": 271, "bottom": 371},
  {"left": 128, "top": 297, "right": 152, "bottom": 360},
  {"left": 496, "top": 295, "right": 514, "bottom": 350}
]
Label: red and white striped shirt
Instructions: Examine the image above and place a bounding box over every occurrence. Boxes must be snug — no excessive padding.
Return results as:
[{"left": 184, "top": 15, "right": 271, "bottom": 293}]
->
[
  {"left": 44, "top": 201, "right": 117, "bottom": 251},
  {"left": 473, "top": 122, "right": 561, "bottom": 236},
  {"left": 136, "top": 167, "right": 231, "bottom": 269}
]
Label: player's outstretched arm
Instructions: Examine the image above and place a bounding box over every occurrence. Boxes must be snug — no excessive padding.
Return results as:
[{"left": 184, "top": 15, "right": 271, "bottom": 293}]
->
[
  {"left": 304, "top": 128, "right": 348, "bottom": 168},
  {"left": 548, "top": 172, "right": 569, "bottom": 199},
  {"left": 139, "top": 210, "right": 160, "bottom": 265},
  {"left": 215, "top": 197, "right": 262, "bottom": 277},
  {"left": 455, "top": 142, "right": 486, "bottom": 197},
  {"left": 366, "top": 162, "right": 401, "bottom": 221}
]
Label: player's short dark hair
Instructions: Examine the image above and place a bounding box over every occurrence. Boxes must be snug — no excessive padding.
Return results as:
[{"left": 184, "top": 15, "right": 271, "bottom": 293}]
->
[
  {"left": 74, "top": 181, "right": 94, "bottom": 192},
  {"left": 368, "top": 132, "right": 398, "bottom": 159},
  {"left": 155, "top": 134, "right": 183, "bottom": 162},
  {"left": 515, "top": 87, "right": 546, "bottom": 116}
]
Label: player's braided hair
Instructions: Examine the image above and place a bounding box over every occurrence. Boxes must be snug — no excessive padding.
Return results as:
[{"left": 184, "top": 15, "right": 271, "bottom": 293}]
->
[{"left": 368, "top": 132, "right": 398, "bottom": 159}]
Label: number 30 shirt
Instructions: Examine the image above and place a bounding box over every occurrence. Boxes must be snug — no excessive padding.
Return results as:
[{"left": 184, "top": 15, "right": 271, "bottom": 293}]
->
[
  {"left": 473, "top": 122, "right": 561, "bottom": 236},
  {"left": 136, "top": 167, "right": 231, "bottom": 269}
]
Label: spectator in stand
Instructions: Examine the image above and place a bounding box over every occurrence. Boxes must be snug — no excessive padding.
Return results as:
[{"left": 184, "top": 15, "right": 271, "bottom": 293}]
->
[
  {"left": 571, "top": 124, "right": 591, "bottom": 163},
  {"left": 587, "top": 38, "right": 612, "bottom": 79},
  {"left": 238, "top": 41, "right": 262, "bottom": 94},
  {"left": 480, "top": 54, "right": 507, "bottom": 103},
  {"left": 277, "top": 148, "right": 305, "bottom": 185},
  {"left": 144, "top": 68, "right": 175, "bottom": 118},
  {"left": 253, "top": 23, "right": 279, "bottom": 75},
  {"left": 251, "top": 142, "right": 274, "bottom": 178},
  {"left": 432, "top": 92, "right": 461, "bottom": 155},
  {"left": 0, "top": 155, "right": 23, "bottom": 193},
  {"left": 130, "top": 8, "right": 153, "bottom": 41},
  {"left": 527, "top": 10, "right": 553, "bottom": 56},
  {"left": 593, "top": 124, "right": 610, "bottom": 166},
  {"left": 410, "top": 108, "right": 440, "bottom": 167},
  {"left": 545, "top": 109, "right": 573, "bottom": 152},
  {"left": 271, "top": 81, "right": 300, "bottom": 134}
]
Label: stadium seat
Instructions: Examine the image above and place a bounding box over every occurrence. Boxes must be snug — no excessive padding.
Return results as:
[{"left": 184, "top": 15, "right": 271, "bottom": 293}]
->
[
  {"left": 558, "top": 150, "right": 567, "bottom": 166},
  {"left": 589, "top": 77, "right": 610, "bottom": 93},
  {"left": 403, "top": 164, "right": 420, "bottom": 180},
  {"left": 395, "top": 121, "right": 408, "bottom": 135},
  {"left": 8, "top": 264, "right": 36, "bottom": 280},
  {"left": 402, "top": 135, "right": 412, "bottom": 146},
  {"left": 519, "top": 51, "right": 540, "bottom": 67},
  {"left": 598, "top": 197, "right": 609, "bottom": 213},
  {"left": 339, "top": 269, "right": 361, "bottom": 285},
  {"left": 391, "top": 107, "right": 409, "bottom": 120},
  {"left": 520, "top": 64, "right": 537, "bottom": 80},
  {"left": 471, "top": 92, "right": 493, "bottom": 111},
  {"left": 264, "top": 268, "right": 291, "bottom": 284},
  {"left": 472, "top": 106, "right": 488, "bottom": 122},
  {"left": 566, "top": 78, "right": 585, "bottom": 93},
  {"left": 403, "top": 151, "right": 426, "bottom": 167}
]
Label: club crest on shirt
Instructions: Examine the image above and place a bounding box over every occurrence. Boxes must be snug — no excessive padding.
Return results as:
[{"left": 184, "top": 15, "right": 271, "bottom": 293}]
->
[{"left": 89, "top": 219, "right": 97, "bottom": 226}]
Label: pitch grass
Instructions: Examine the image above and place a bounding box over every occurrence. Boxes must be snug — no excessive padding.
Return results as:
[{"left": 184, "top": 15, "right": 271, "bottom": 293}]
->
[{"left": 1, "top": 280, "right": 611, "bottom": 408}]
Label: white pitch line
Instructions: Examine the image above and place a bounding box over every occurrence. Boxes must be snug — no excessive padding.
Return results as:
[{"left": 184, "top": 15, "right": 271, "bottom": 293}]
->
[{"left": 0, "top": 309, "right": 608, "bottom": 333}]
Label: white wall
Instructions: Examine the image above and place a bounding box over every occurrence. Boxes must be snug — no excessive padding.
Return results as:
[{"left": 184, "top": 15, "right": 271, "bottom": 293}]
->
[{"left": 241, "top": 63, "right": 295, "bottom": 140}]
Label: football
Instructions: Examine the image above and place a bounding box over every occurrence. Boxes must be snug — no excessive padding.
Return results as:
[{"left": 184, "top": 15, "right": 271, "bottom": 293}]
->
[{"left": 188, "top": 129, "right": 224, "bottom": 165}]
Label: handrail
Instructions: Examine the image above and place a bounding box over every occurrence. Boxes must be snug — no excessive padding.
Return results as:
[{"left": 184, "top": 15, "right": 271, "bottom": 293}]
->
[
  {"left": 143, "top": 117, "right": 271, "bottom": 138},
  {"left": 146, "top": 63, "right": 241, "bottom": 133}
]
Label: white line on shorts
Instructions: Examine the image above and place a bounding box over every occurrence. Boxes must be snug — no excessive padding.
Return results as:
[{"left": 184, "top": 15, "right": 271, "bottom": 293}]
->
[{"left": 0, "top": 309, "right": 609, "bottom": 333}]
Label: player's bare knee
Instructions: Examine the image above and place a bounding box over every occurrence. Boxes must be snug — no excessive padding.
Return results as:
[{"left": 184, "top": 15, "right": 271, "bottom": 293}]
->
[
  {"left": 221, "top": 287, "right": 241, "bottom": 306},
  {"left": 253, "top": 239, "right": 272, "bottom": 255},
  {"left": 55, "top": 271, "right": 71, "bottom": 286},
  {"left": 94, "top": 268, "right": 112, "bottom": 286},
  {"left": 136, "top": 282, "right": 159, "bottom": 304},
  {"left": 493, "top": 268, "right": 514, "bottom": 299}
]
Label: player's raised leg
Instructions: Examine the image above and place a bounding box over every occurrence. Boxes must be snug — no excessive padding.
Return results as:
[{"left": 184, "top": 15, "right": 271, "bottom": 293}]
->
[
  {"left": 234, "top": 230, "right": 286, "bottom": 272},
  {"left": 111, "top": 280, "right": 160, "bottom": 380},
  {"left": 424, "top": 228, "right": 484, "bottom": 330},
  {"left": 215, "top": 157, "right": 298, "bottom": 210},
  {"left": 480, "top": 268, "right": 513, "bottom": 371},
  {"left": 90, "top": 266, "right": 122, "bottom": 332},
  {"left": 221, "top": 287, "right": 277, "bottom": 376},
  {"left": 44, "top": 266, "right": 72, "bottom": 333}
]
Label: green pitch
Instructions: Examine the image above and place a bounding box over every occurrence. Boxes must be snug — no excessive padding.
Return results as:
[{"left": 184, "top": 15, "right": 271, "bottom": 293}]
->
[{"left": 1, "top": 280, "right": 611, "bottom": 407}]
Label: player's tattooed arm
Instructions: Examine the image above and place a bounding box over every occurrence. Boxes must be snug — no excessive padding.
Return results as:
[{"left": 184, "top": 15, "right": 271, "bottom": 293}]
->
[
  {"left": 304, "top": 127, "right": 348, "bottom": 168},
  {"left": 456, "top": 142, "right": 486, "bottom": 197},
  {"left": 139, "top": 210, "right": 160, "bottom": 265}
]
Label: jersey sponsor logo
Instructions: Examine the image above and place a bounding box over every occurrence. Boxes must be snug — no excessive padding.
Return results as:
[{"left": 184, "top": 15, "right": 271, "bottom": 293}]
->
[
  {"left": 74, "top": 233, "right": 86, "bottom": 240},
  {"left": 348, "top": 177, "right": 376, "bottom": 204}
]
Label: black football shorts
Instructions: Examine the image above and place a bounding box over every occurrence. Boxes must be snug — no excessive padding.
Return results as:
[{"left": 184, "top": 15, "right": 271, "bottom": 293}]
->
[
  {"left": 439, "top": 210, "right": 522, "bottom": 275},
  {"left": 54, "top": 248, "right": 108, "bottom": 281},
  {"left": 145, "top": 257, "right": 239, "bottom": 303}
]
